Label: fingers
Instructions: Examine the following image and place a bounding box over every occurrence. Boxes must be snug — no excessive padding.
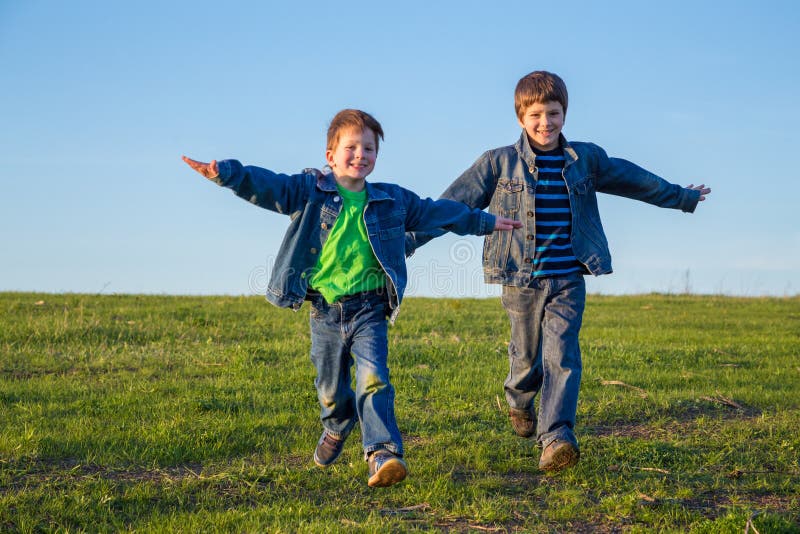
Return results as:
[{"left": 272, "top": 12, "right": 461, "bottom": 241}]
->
[
  {"left": 686, "top": 183, "right": 709, "bottom": 191},
  {"left": 182, "top": 155, "right": 219, "bottom": 179},
  {"left": 182, "top": 155, "right": 207, "bottom": 172},
  {"left": 494, "top": 217, "right": 523, "bottom": 231},
  {"left": 686, "top": 183, "right": 711, "bottom": 201},
  {"left": 183, "top": 155, "right": 203, "bottom": 167}
]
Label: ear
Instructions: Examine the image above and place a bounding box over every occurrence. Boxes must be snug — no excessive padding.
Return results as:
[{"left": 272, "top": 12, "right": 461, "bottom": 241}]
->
[
  {"left": 517, "top": 116, "right": 525, "bottom": 129},
  {"left": 325, "top": 149, "right": 335, "bottom": 168}
]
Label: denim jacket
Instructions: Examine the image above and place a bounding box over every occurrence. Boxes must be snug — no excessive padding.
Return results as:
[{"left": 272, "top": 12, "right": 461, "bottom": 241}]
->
[
  {"left": 214, "top": 160, "right": 496, "bottom": 321},
  {"left": 406, "top": 132, "right": 701, "bottom": 287}
]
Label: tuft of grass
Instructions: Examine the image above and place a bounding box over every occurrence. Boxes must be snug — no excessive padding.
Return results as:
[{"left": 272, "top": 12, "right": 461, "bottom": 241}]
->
[{"left": 1, "top": 292, "right": 799, "bottom": 532}]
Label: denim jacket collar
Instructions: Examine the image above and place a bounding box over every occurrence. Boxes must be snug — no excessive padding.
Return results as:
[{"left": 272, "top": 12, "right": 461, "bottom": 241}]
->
[
  {"left": 514, "top": 131, "right": 579, "bottom": 170},
  {"left": 316, "top": 172, "right": 338, "bottom": 192}
]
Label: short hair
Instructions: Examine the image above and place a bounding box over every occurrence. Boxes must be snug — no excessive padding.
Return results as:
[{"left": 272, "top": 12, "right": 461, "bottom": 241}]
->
[
  {"left": 326, "top": 109, "right": 385, "bottom": 152},
  {"left": 514, "top": 71, "right": 569, "bottom": 119}
]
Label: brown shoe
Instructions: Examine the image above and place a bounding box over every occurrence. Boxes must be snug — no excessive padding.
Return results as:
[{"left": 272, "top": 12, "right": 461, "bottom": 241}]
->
[
  {"left": 367, "top": 449, "right": 407, "bottom": 488},
  {"left": 509, "top": 407, "right": 536, "bottom": 438},
  {"left": 313, "top": 430, "right": 346, "bottom": 467},
  {"left": 539, "top": 440, "right": 579, "bottom": 471}
]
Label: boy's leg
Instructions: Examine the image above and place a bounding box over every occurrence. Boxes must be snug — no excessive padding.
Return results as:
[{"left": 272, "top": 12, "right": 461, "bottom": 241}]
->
[
  {"left": 501, "top": 284, "right": 546, "bottom": 417},
  {"left": 309, "top": 298, "right": 357, "bottom": 441},
  {"left": 347, "top": 293, "right": 404, "bottom": 459},
  {"left": 536, "top": 273, "right": 585, "bottom": 449}
]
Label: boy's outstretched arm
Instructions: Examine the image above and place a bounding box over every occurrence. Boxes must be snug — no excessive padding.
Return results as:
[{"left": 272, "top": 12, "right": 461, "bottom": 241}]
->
[
  {"left": 405, "top": 152, "right": 498, "bottom": 256},
  {"left": 595, "top": 148, "right": 710, "bottom": 213},
  {"left": 402, "top": 189, "right": 519, "bottom": 240},
  {"left": 182, "top": 155, "right": 312, "bottom": 216}
]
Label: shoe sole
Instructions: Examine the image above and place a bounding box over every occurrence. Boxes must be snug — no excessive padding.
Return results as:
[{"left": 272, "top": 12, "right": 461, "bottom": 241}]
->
[
  {"left": 539, "top": 445, "right": 580, "bottom": 472},
  {"left": 313, "top": 450, "right": 341, "bottom": 468},
  {"left": 314, "top": 455, "right": 336, "bottom": 468},
  {"left": 368, "top": 458, "right": 407, "bottom": 487},
  {"left": 313, "top": 444, "right": 344, "bottom": 468}
]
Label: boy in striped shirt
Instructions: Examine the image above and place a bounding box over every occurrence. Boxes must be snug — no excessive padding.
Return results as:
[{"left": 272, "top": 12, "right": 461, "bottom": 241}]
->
[{"left": 407, "top": 71, "right": 710, "bottom": 471}]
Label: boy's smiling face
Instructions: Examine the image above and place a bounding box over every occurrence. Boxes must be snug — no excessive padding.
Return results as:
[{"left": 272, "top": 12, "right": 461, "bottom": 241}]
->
[
  {"left": 326, "top": 127, "right": 378, "bottom": 190},
  {"left": 518, "top": 100, "right": 565, "bottom": 151}
]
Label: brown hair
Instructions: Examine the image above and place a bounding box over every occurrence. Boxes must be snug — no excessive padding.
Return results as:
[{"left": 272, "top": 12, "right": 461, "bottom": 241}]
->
[
  {"left": 514, "top": 71, "right": 569, "bottom": 119},
  {"left": 326, "top": 109, "right": 384, "bottom": 152}
]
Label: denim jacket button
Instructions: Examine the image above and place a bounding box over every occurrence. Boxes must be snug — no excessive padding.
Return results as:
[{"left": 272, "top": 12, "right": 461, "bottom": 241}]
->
[
  {"left": 527, "top": 211, "right": 534, "bottom": 217},
  {"left": 333, "top": 196, "right": 341, "bottom": 203},
  {"left": 524, "top": 258, "right": 532, "bottom": 264},
  {"left": 529, "top": 166, "right": 535, "bottom": 173},
  {"left": 527, "top": 234, "right": 534, "bottom": 240},
  {"left": 310, "top": 248, "right": 318, "bottom": 254},
  {"left": 321, "top": 222, "right": 328, "bottom": 230}
]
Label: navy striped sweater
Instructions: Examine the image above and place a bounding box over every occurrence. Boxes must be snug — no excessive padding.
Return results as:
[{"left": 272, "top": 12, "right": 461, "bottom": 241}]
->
[{"left": 532, "top": 147, "right": 585, "bottom": 278}]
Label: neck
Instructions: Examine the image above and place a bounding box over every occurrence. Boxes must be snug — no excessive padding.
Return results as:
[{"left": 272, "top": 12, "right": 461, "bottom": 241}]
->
[{"left": 333, "top": 174, "right": 366, "bottom": 192}]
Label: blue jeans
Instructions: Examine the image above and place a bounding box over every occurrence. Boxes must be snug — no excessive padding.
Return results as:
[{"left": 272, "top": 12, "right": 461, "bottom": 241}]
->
[
  {"left": 501, "top": 273, "right": 586, "bottom": 449},
  {"left": 308, "top": 290, "right": 403, "bottom": 458}
]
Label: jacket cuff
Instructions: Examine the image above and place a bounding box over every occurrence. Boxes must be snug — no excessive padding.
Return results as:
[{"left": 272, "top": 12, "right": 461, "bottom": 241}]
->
[
  {"left": 682, "top": 188, "right": 701, "bottom": 213},
  {"left": 214, "top": 159, "right": 237, "bottom": 186},
  {"left": 404, "top": 234, "right": 417, "bottom": 258},
  {"left": 480, "top": 212, "right": 496, "bottom": 234}
]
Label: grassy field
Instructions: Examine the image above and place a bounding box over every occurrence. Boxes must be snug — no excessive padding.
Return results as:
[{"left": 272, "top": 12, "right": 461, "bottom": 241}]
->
[{"left": 1, "top": 292, "right": 798, "bottom": 533}]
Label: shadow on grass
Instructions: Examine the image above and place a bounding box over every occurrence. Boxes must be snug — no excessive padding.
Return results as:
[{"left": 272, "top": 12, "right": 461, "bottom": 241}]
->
[{"left": 583, "top": 396, "right": 762, "bottom": 439}]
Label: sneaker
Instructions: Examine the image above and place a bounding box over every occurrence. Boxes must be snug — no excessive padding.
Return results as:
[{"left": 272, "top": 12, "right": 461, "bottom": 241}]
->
[
  {"left": 538, "top": 440, "right": 580, "bottom": 471},
  {"left": 509, "top": 407, "right": 536, "bottom": 438},
  {"left": 367, "top": 449, "right": 407, "bottom": 488},
  {"left": 313, "top": 430, "right": 346, "bottom": 467}
]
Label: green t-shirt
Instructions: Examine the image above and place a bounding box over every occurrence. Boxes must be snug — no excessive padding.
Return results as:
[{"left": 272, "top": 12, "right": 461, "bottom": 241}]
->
[{"left": 309, "top": 185, "right": 386, "bottom": 303}]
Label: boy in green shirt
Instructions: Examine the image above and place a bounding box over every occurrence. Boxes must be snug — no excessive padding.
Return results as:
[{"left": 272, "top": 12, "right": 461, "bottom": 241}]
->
[{"left": 183, "top": 109, "right": 520, "bottom": 487}]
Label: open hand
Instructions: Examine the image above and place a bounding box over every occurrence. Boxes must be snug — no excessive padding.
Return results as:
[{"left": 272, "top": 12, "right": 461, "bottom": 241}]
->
[
  {"left": 494, "top": 216, "right": 523, "bottom": 231},
  {"left": 182, "top": 156, "right": 219, "bottom": 180},
  {"left": 686, "top": 183, "right": 711, "bottom": 201}
]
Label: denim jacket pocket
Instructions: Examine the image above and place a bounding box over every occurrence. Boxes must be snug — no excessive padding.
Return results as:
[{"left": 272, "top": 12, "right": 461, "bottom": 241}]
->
[
  {"left": 571, "top": 174, "right": 594, "bottom": 195},
  {"left": 378, "top": 225, "right": 405, "bottom": 266},
  {"left": 494, "top": 178, "right": 524, "bottom": 215},
  {"left": 569, "top": 174, "right": 609, "bottom": 258},
  {"left": 498, "top": 178, "right": 525, "bottom": 194}
]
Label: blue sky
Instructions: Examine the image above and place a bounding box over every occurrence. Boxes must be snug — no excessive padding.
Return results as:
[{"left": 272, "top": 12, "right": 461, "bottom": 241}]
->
[{"left": 2, "top": 0, "right": 798, "bottom": 297}]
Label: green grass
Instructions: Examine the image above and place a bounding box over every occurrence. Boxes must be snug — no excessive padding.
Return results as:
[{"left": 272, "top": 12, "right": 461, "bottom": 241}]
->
[{"left": 1, "top": 292, "right": 799, "bottom": 532}]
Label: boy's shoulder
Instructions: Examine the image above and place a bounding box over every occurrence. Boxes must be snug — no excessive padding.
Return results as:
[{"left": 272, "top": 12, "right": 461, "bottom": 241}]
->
[
  {"left": 566, "top": 140, "right": 605, "bottom": 153},
  {"left": 563, "top": 140, "right": 607, "bottom": 162},
  {"left": 366, "top": 180, "right": 415, "bottom": 201},
  {"left": 484, "top": 142, "right": 518, "bottom": 159}
]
